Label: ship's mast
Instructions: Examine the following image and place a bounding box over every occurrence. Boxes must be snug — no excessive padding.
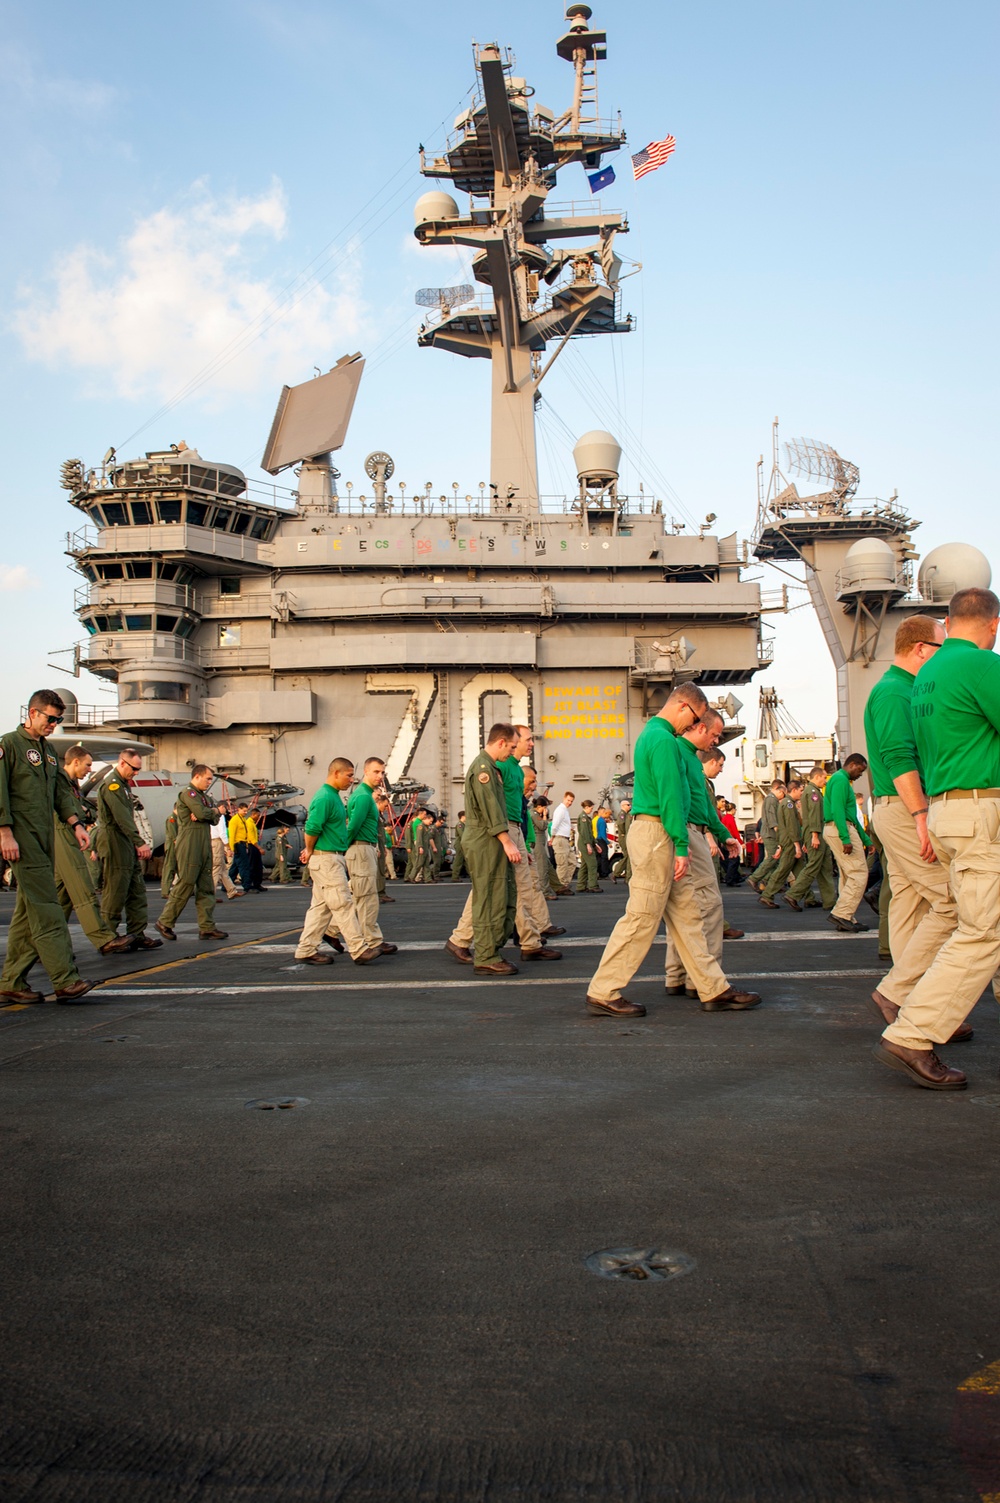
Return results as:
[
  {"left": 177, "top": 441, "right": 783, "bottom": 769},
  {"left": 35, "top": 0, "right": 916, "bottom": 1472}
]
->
[{"left": 415, "top": 5, "right": 631, "bottom": 515}]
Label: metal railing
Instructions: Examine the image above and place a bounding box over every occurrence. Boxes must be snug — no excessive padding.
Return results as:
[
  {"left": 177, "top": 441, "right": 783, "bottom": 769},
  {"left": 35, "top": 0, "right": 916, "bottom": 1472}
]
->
[
  {"left": 80, "top": 633, "right": 199, "bottom": 666},
  {"left": 197, "top": 592, "right": 274, "bottom": 618},
  {"left": 74, "top": 581, "right": 198, "bottom": 613},
  {"left": 285, "top": 490, "right": 666, "bottom": 519}
]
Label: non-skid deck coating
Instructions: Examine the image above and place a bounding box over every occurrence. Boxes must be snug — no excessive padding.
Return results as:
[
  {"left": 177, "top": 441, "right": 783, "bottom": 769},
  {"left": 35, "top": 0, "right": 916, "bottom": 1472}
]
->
[{"left": 1, "top": 880, "right": 997, "bottom": 1503}]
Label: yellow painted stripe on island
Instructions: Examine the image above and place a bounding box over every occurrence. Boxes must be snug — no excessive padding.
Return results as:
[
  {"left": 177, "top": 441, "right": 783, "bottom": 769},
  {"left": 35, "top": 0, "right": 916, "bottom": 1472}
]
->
[{"left": 958, "top": 1359, "right": 1000, "bottom": 1395}]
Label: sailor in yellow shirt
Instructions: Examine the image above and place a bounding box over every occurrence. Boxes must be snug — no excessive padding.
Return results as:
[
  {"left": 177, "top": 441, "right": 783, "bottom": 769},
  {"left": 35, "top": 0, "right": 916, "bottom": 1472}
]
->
[{"left": 228, "top": 802, "right": 264, "bottom": 892}]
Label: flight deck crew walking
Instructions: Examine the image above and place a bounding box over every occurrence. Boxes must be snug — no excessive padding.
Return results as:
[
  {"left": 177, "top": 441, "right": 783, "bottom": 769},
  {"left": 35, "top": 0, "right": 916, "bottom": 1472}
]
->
[
  {"left": 585, "top": 685, "right": 762, "bottom": 1019},
  {"left": 210, "top": 811, "right": 240, "bottom": 899},
  {"left": 271, "top": 827, "right": 293, "bottom": 884},
  {"left": 156, "top": 766, "right": 228, "bottom": 941},
  {"left": 550, "top": 792, "right": 577, "bottom": 891},
  {"left": 665, "top": 713, "right": 744, "bottom": 994},
  {"left": 444, "top": 723, "right": 521, "bottom": 975},
  {"left": 375, "top": 794, "right": 394, "bottom": 901},
  {"left": 576, "top": 800, "right": 601, "bottom": 892},
  {"left": 611, "top": 798, "right": 632, "bottom": 883},
  {"left": 294, "top": 759, "right": 382, "bottom": 967},
  {"left": 445, "top": 727, "right": 560, "bottom": 964},
  {"left": 0, "top": 690, "right": 97, "bottom": 1003},
  {"left": 823, "top": 756, "right": 873, "bottom": 932},
  {"left": 750, "top": 781, "right": 784, "bottom": 890},
  {"left": 160, "top": 811, "right": 178, "bottom": 899},
  {"left": 864, "top": 615, "right": 959, "bottom": 1039},
  {"left": 450, "top": 811, "right": 468, "bottom": 881},
  {"left": 346, "top": 758, "right": 394, "bottom": 955},
  {"left": 873, "top": 588, "right": 1000, "bottom": 1091},
  {"left": 758, "top": 780, "right": 805, "bottom": 907},
  {"left": 55, "top": 745, "right": 133, "bottom": 955},
  {"left": 97, "top": 749, "right": 160, "bottom": 950},
  {"left": 784, "top": 768, "right": 835, "bottom": 910}
]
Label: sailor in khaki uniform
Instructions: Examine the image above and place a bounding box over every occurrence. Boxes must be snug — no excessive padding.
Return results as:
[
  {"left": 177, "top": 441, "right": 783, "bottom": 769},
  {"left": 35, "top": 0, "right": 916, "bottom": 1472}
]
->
[{"left": 822, "top": 757, "right": 873, "bottom": 931}]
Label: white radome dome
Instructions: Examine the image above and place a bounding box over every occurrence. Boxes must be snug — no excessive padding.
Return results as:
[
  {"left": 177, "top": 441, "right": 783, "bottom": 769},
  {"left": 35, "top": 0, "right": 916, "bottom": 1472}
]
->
[
  {"left": 414, "top": 191, "right": 460, "bottom": 225},
  {"left": 573, "top": 430, "right": 622, "bottom": 485},
  {"left": 918, "top": 542, "right": 992, "bottom": 604},
  {"left": 840, "top": 536, "right": 897, "bottom": 589}
]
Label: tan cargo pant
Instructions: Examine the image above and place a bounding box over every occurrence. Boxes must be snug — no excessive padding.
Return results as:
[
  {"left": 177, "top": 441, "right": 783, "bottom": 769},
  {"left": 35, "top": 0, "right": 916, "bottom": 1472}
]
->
[
  {"left": 552, "top": 834, "right": 575, "bottom": 889},
  {"left": 872, "top": 798, "right": 956, "bottom": 1006},
  {"left": 588, "top": 816, "right": 729, "bottom": 1003},
  {"left": 295, "top": 850, "right": 366, "bottom": 960},
  {"left": 885, "top": 792, "right": 1000, "bottom": 1049},
  {"left": 666, "top": 825, "right": 724, "bottom": 984},
  {"left": 823, "top": 823, "right": 869, "bottom": 920},
  {"left": 450, "top": 822, "right": 545, "bottom": 951},
  {"left": 346, "top": 843, "right": 384, "bottom": 950},
  {"left": 211, "top": 839, "right": 239, "bottom": 898}
]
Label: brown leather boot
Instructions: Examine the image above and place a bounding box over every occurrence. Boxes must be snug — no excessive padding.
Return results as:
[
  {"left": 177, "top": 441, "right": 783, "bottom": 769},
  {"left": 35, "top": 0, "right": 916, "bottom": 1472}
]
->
[
  {"left": 473, "top": 958, "right": 519, "bottom": 976},
  {"left": 444, "top": 940, "right": 472, "bottom": 964},
  {"left": 586, "top": 995, "right": 646, "bottom": 1017},
  {"left": 701, "top": 988, "right": 762, "bottom": 1012},
  {"left": 874, "top": 1040, "right": 967, "bottom": 1090}
]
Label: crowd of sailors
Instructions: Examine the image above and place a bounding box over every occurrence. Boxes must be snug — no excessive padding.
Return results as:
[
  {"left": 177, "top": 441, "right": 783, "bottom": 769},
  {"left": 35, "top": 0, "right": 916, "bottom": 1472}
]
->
[{"left": 1, "top": 585, "right": 999, "bottom": 1092}]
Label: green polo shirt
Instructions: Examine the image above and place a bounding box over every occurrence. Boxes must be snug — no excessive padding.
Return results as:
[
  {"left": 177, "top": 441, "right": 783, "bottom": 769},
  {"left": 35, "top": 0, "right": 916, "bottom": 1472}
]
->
[
  {"left": 304, "top": 783, "right": 349, "bottom": 853},
  {"left": 632, "top": 715, "right": 691, "bottom": 855},
  {"left": 346, "top": 781, "right": 379, "bottom": 844},
  {"left": 497, "top": 755, "right": 525, "bottom": 823},
  {"left": 864, "top": 664, "right": 921, "bottom": 798},
  {"left": 823, "top": 768, "right": 871, "bottom": 847},
  {"left": 676, "top": 737, "right": 731, "bottom": 844},
  {"left": 912, "top": 636, "right": 1000, "bottom": 795}
]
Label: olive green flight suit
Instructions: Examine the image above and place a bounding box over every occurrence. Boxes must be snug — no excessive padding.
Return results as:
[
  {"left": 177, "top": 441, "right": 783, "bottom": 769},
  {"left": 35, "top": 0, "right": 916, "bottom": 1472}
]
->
[
  {"left": 450, "top": 820, "right": 467, "bottom": 880},
  {"left": 0, "top": 726, "right": 83, "bottom": 992},
  {"left": 160, "top": 787, "right": 218, "bottom": 931},
  {"left": 403, "top": 818, "right": 421, "bottom": 881},
  {"left": 430, "top": 824, "right": 446, "bottom": 881},
  {"left": 762, "top": 795, "right": 803, "bottom": 899},
  {"left": 375, "top": 814, "right": 387, "bottom": 897},
  {"left": 160, "top": 813, "right": 178, "bottom": 899},
  {"left": 787, "top": 784, "right": 836, "bottom": 907},
  {"left": 462, "top": 750, "right": 516, "bottom": 966},
  {"left": 97, "top": 772, "right": 149, "bottom": 939},
  {"left": 752, "top": 791, "right": 781, "bottom": 887},
  {"left": 612, "top": 809, "right": 633, "bottom": 883},
  {"left": 576, "top": 811, "right": 600, "bottom": 892},
  {"left": 272, "top": 828, "right": 292, "bottom": 883},
  {"left": 530, "top": 808, "right": 556, "bottom": 896},
  {"left": 412, "top": 820, "right": 432, "bottom": 883},
  {"left": 54, "top": 771, "right": 117, "bottom": 952}
]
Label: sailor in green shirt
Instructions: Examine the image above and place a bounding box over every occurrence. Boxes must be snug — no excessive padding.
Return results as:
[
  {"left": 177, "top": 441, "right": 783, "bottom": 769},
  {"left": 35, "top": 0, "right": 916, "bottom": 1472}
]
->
[
  {"left": 445, "top": 722, "right": 521, "bottom": 974},
  {"left": 863, "top": 615, "right": 959, "bottom": 1043},
  {"left": 822, "top": 756, "right": 873, "bottom": 931},
  {"left": 295, "top": 757, "right": 381, "bottom": 966},
  {"left": 665, "top": 714, "right": 747, "bottom": 994},
  {"left": 874, "top": 588, "right": 1000, "bottom": 1092},
  {"left": 586, "top": 687, "right": 760, "bottom": 1018},
  {"left": 345, "top": 757, "right": 392, "bottom": 955}
]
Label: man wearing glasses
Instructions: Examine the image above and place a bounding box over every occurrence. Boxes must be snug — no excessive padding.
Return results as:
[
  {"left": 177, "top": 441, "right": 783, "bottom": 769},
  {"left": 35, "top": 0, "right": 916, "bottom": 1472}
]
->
[
  {"left": 97, "top": 748, "right": 161, "bottom": 950},
  {"left": 866, "top": 615, "right": 956, "bottom": 1049},
  {"left": 0, "top": 690, "right": 96, "bottom": 1002},
  {"left": 584, "top": 683, "right": 762, "bottom": 1018}
]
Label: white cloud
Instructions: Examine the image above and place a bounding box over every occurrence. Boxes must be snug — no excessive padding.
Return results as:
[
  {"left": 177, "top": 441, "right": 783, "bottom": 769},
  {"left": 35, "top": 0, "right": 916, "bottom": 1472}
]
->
[
  {"left": 0, "top": 43, "right": 117, "bottom": 116},
  {"left": 13, "top": 180, "right": 366, "bottom": 404},
  {"left": 0, "top": 565, "right": 40, "bottom": 592}
]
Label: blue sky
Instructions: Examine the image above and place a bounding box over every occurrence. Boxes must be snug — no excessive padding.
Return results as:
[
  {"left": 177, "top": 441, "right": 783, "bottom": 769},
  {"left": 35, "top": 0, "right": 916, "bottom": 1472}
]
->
[{"left": 1, "top": 0, "right": 997, "bottom": 745}]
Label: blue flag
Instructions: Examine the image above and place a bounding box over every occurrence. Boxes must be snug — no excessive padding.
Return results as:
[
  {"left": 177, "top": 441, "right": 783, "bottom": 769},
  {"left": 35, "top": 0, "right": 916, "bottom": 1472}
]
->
[{"left": 587, "top": 164, "right": 616, "bottom": 194}]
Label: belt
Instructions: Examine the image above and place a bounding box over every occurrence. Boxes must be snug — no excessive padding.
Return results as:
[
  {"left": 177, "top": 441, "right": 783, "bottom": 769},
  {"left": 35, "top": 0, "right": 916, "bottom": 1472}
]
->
[
  {"left": 349, "top": 839, "right": 377, "bottom": 847},
  {"left": 929, "top": 788, "right": 1000, "bottom": 802},
  {"left": 873, "top": 795, "right": 901, "bottom": 805}
]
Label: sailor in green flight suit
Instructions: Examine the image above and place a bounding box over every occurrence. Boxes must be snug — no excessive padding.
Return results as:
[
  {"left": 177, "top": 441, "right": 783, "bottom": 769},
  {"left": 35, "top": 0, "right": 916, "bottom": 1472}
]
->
[
  {"left": 758, "top": 779, "right": 805, "bottom": 906},
  {"left": 97, "top": 748, "right": 159, "bottom": 949},
  {"left": 156, "top": 765, "right": 229, "bottom": 941},
  {"left": 447, "top": 723, "right": 521, "bottom": 974},
  {"left": 784, "top": 767, "right": 836, "bottom": 910},
  {"left": 450, "top": 811, "right": 468, "bottom": 881},
  {"left": 611, "top": 799, "right": 633, "bottom": 883},
  {"left": 55, "top": 744, "right": 133, "bottom": 956},
  {"left": 576, "top": 800, "right": 601, "bottom": 893},
  {"left": 160, "top": 811, "right": 178, "bottom": 899},
  {"left": 0, "top": 689, "right": 96, "bottom": 1003},
  {"left": 272, "top": 826, "right": 293, "bottom": 883}
]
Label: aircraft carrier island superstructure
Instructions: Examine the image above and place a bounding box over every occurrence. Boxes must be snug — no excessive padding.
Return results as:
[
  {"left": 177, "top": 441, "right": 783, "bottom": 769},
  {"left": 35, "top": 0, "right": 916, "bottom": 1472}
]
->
[{"left": 58, "top": 7, "right": 768, "bottom": 804}]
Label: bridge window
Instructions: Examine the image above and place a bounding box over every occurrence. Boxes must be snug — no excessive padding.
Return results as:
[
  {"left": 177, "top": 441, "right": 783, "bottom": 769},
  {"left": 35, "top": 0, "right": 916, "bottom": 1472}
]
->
[
  {"left": 130, "top": 501, "right": 152, "bottom": 524},
  {"left": 157, "top": 499, "right": 182, "bottom": 523},
  {"left": 119, "top": 681, "right": 191, "bottom": 703},
  {"left": 220, "top": 577, "right": 241, "bottom": 595}
]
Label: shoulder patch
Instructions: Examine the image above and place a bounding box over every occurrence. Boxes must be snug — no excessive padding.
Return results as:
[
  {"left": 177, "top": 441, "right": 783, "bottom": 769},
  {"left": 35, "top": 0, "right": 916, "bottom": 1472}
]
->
[
  {"left": 0, "top": 745, "right": 4, "bottom": 759},
  {"left": 46, "top": 754, "right": 56, "bottom": 765},
  {"left": 478, "top": 771, "right": 491, "bottom": 783},
  {"left": 108, "top": 781, "right": 120, "bottom": 791}
]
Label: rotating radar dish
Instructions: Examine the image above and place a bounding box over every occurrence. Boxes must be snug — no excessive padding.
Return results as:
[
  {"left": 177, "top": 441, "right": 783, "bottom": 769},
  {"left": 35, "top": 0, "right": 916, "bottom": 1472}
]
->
[
  {"left": 415, "top": 284, "right": 475, "bottom": 314},
  {"left": 365, "top": 452, "right": 395, "bottom": 482},
  {"left": 261, "top": 352, "right": 365, "bottom": 474}
]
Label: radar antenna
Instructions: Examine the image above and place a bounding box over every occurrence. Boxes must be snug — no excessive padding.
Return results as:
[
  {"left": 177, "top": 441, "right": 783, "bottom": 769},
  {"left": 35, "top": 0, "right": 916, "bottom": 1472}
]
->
[
  {"left": 415, "top": 285, "right": 475, "bottom": 315},
  {"left": 784, "top": 437, "right": 860, "bottom": 503}
]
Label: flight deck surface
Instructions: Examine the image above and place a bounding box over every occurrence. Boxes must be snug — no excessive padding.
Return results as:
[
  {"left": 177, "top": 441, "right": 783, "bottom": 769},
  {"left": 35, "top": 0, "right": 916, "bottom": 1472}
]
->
[{"left": 1, "top": 881, "right": 997, "bottom": 1503}]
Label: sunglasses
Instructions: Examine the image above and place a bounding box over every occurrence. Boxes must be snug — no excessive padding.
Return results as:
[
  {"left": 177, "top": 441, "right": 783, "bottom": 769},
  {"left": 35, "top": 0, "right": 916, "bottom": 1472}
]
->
[{"left": 41, "top": 713, "right": 64, "bottom": 725}]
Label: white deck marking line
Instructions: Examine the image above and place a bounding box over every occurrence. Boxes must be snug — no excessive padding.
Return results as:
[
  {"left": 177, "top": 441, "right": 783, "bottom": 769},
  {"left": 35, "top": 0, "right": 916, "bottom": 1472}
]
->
[
  {"left": 237, "top": 931, "right": 876, "bottom": 954},
  {"left": 94, "top": 969, "right": 883, "bottom": 997}
]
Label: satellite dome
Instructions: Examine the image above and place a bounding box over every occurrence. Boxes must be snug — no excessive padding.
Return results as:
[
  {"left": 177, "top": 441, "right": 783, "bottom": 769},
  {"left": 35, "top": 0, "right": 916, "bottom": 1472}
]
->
[
  {"left": 414, "top": 191, "right": 460, "bottom": 225},
  {"left": 573, "top": 430, "right": 621, "bottom": 485},
  {"left": 840, "top": 536, "right": 897, "bottom": 590},
  {"left": 918, "top": 542, "right": 992, "bottom": 604}
]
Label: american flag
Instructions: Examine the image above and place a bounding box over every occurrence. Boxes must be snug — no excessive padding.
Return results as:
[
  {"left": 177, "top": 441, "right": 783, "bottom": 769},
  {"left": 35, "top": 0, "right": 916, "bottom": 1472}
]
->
[{"left": 631, "top": 135, "right": 676, "bottom": 181}]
